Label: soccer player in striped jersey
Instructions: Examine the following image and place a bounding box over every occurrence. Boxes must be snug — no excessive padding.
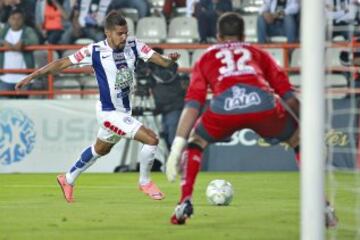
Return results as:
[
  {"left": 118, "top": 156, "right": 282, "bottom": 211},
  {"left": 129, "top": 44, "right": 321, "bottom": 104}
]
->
[{"left": 15, "top": 10, "right": 180, "bottom": 202}]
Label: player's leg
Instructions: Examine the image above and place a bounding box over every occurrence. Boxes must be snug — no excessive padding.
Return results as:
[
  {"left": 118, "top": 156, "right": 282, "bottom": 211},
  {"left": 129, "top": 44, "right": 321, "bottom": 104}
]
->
[
  {"left": 66, "top": 139, "right": 113, "bottom": 184},
  {"left": 179, "top": 132, "right": 209, "bottom": 203},
  {"left": 57, "top": 138, "right": 114, "bottom": 203},
  {"left": 272, "top": 110, "right": 338, "bottom": 228},
  {"left": 171, "top": 130, "right": 209, "bottom": 224},
  {"left": 134, "top": 126, "right": 164, "bottom": 200},
  {"left": 170, "top": 101, "right": 250, "bottom": 224}
]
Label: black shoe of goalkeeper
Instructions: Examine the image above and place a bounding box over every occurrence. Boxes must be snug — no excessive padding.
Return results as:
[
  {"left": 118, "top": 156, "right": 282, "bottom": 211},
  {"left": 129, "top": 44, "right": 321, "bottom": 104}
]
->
[
  {"left": 170, "top": 200, "right": 194, "bottom": 225},
  {"left": 325, "top": 204, "right": 338, "bottom": 228}
]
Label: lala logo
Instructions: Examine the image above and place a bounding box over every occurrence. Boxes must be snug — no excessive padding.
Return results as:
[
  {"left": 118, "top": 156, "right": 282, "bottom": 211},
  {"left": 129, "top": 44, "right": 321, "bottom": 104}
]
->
[{"left": 224, "top": 86, "right": 261, "bottom": 111}]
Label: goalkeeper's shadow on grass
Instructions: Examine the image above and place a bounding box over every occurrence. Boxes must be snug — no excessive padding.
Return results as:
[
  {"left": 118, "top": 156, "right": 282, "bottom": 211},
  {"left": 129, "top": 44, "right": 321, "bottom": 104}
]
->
[{"left": 113, "top": 159, "right": 163, "bottom": 173}]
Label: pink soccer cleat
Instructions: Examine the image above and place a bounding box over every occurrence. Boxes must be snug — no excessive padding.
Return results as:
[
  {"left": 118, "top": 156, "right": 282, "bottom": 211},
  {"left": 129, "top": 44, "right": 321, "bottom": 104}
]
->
[
  {"left": 57, "top": 174, "right": 74, "bottom": 203},
  {"left": 139, "top": 181, "right": 165, "bottom": 200}
]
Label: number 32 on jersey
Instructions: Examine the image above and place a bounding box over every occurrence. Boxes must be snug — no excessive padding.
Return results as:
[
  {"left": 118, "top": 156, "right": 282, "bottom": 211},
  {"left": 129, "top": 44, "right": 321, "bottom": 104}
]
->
[{"left": 215, "top": 48, "right": 255, "bottom": 79}]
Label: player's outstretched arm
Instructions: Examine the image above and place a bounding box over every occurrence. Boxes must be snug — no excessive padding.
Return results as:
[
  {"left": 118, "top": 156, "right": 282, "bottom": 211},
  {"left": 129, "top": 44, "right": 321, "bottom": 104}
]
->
[
  {"left": 148, "top": 51, "right": 180, "bottom": 68},
  {"left": 166, "top": 106, "right": 199, "bottom": 182},
  {"left": 15, "top": 57, "right": 74, "bottom": 90}
]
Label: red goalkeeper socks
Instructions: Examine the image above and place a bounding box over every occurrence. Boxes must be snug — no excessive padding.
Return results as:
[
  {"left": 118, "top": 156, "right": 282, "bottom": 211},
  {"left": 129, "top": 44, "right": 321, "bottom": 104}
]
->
[{"left": 179, "top": 145, "right": 203, "bottom": 203}]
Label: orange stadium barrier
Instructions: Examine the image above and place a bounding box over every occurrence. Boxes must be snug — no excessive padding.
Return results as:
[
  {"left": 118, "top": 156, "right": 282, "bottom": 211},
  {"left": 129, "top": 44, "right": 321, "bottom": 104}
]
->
[{"left": 0, "top": 42, "right": 360, "bottom": 98}]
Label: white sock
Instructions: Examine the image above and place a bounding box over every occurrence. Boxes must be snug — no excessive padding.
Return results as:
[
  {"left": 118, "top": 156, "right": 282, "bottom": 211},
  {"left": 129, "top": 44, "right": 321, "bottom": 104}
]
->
[
  {"left": 65, "top": 145, "right": 100, "bottom": 185},
  {"left": 138, "top": 144, "right": 157, "bottom": 185}
]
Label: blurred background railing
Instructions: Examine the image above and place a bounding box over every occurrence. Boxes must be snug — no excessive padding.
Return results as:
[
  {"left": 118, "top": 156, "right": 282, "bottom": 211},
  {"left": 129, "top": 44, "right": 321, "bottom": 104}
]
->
[{"left": 1, "top": 42, "right": 360, "bottom": 99}]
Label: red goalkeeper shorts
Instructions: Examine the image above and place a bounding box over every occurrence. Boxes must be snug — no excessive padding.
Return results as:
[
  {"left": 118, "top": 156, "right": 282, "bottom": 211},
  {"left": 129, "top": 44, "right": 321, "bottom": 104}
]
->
[{"left": 194, "top": 98, "right": 298, "bottom": 144}]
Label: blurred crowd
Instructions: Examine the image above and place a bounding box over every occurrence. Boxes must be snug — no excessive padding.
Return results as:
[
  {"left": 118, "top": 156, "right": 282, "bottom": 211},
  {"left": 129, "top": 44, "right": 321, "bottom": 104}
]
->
[
  {"left": 2, "top": 0, "right": 360, "bottom": 95},
  {"left": 1, "top": 0, "right": 360, "bottom": 51}
]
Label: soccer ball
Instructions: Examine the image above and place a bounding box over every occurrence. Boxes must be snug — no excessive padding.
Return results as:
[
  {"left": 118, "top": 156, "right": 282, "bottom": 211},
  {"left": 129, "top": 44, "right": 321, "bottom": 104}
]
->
[{"left": 206, "top": 179, "right": 234, "bottom": 206}]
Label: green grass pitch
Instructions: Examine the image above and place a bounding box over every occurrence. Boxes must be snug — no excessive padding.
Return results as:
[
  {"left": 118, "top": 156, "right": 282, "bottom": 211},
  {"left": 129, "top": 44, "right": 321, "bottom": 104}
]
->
[{"left": 0, "top": 172, "right": 357, "bottom": 240}]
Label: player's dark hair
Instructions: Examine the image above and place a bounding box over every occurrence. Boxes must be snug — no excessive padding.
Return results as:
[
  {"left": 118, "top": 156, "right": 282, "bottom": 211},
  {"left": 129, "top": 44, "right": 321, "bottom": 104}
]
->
[
  {"left": 9, "top": 8, "right": 24, "bottom": 17},
  {"left": 217, "top": 12, "right": 244, "bottom": 39},
  {"left": 104, "top": 10, "right": 127, "bottom": 30}
]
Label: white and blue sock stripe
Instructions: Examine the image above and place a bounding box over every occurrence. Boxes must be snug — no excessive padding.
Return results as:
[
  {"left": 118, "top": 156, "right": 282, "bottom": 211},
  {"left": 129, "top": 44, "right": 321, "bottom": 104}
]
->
[{"left": 66, "top": 145, "right": 100, "bottom": 185}]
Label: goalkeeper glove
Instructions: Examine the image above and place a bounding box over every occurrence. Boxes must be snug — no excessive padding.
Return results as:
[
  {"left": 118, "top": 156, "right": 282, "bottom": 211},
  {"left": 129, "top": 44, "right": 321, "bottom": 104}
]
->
[{"left": 166, "top": 136, "right": 187, "bottom": 182}]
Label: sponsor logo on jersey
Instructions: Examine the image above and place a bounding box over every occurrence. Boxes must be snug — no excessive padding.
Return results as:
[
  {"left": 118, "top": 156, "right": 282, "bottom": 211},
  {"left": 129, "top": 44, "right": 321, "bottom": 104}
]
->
[
  {"left": 141, "top": 44, "right": 151, "bottom": 54},
  {"left": 224, "top": 86, "right": 261, "bottom": 111},
  {"left": 74, "top": 51, "right": 85, "bottom": 62},
  {"left": 113, "top": 52, "right": 125, "bottom": 60},
  {"left": 103, "top": 121, "right": 126, "bottom": 136},
  {"left": 0, "top": 109, "right": 36, "bottom": 165},
  {"left": 113, "top": 52, "right": 127, "bottom": 66}
]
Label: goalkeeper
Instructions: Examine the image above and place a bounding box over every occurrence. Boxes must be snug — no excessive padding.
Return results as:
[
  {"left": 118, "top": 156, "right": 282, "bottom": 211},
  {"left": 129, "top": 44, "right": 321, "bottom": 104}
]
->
[{"left": 166, "top": 12, "right": 337, "bottom": 228}]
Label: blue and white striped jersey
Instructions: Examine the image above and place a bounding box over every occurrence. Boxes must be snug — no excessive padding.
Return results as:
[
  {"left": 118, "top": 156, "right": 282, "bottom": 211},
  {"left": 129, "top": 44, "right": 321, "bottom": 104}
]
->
[{"left": 69, "top": 36, "right": 155, "bottom": 112}]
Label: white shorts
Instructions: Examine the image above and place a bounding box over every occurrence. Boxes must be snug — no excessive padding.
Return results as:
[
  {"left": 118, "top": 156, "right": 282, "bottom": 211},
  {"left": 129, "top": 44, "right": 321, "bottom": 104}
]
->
[{"left": 96, "top": 103, "right": 142, "bottom": 144}]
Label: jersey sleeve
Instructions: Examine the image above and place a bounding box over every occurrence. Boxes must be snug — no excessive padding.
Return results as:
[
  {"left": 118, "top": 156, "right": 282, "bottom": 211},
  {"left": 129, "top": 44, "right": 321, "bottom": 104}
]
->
[
  {"left": 135, "top": 38, "right": 155, "bottom": 62},
  {"left": 185, "top": 60, "right": 208, "bottom": 109},
  {"left": 68, "top": 44, "right": 93, "bottom": 66},
  {"left": 260, "top": 50, "right": 294, "bottom": 98}
]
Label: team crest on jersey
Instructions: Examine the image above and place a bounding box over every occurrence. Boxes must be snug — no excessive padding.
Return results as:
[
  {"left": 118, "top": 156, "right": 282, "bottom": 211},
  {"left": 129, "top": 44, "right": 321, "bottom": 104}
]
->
[
  {"left": 224, "top": 86, "right": 261, "bottom": 111},
  {"left": 115, "top": 67, "right": 133, "bottom": 90}
]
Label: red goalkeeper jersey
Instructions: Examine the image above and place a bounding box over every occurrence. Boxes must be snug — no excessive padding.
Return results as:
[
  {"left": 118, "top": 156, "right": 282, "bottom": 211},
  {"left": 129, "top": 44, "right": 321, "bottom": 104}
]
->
[{"left": 186, "top": 41, "right": 294, "bottom": 107}]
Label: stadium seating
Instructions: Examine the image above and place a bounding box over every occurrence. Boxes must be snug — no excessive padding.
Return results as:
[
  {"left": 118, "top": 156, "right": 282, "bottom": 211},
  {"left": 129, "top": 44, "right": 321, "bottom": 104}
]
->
[
  {"left": 326, "top": 74, "right": 348, "bottom": 99},
  {"left": 243, "top": 14, "right": 258, "bottom": 42},
  {"left": 289, "top": 73, "right": 348, "bottom": 99},
  {"left": 326, "top": 73, "right": 348, "bottom": 87},
  {"left": 167, "top": 16, "right": 199, "bottom": 43},
  {"left": 289, "top": 74, "right": 347, "bottom": 87},
  {"left": 239, "top": 0, "right": 262, "bottom": 13},
  {"left": 269, "top": 36, "right": 288, "bottom": 43},
  {"left": 121, "top": 8, "right": 139, "bottom": 23},
  {"left": 125, "top": 17, "right": 135, "bottom": 36},
  {"left": 290, "top": 48, "right": 301, "bottom": 67},
  {"left": 289, "top": 74, "right": 301, "bottom": 87},
  {"left": 148, "top": 0, "right": 165, "bottom": 8},
  {"left": 136, "top": 17, "right": 167, "bottom": 43},
  {"left": 265, "top": 48, "right": 284, "bottom": 67},
  {"left": 174, "top": 7, "right": 187, "bottom": 17},
  {"left": 191, "top": 49, "right": 205, "bottom": 66},
  {"left": 75, "top": 38, "right": 95, "bottom": 45},
  {"left": 34, "top": 50, "right": 59, "bottom": 68},
  {"left": 325, "top": 47, "right": 350, "bottom": 67},
  {"left": 54, "top": 77, "right": 82, "bottom": 99},
  {"left": 82, "top": 76, "right": 99, "bottom": 99},
  {"left": 332, "top": 35, "right": 346, "bottom": 42}
]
